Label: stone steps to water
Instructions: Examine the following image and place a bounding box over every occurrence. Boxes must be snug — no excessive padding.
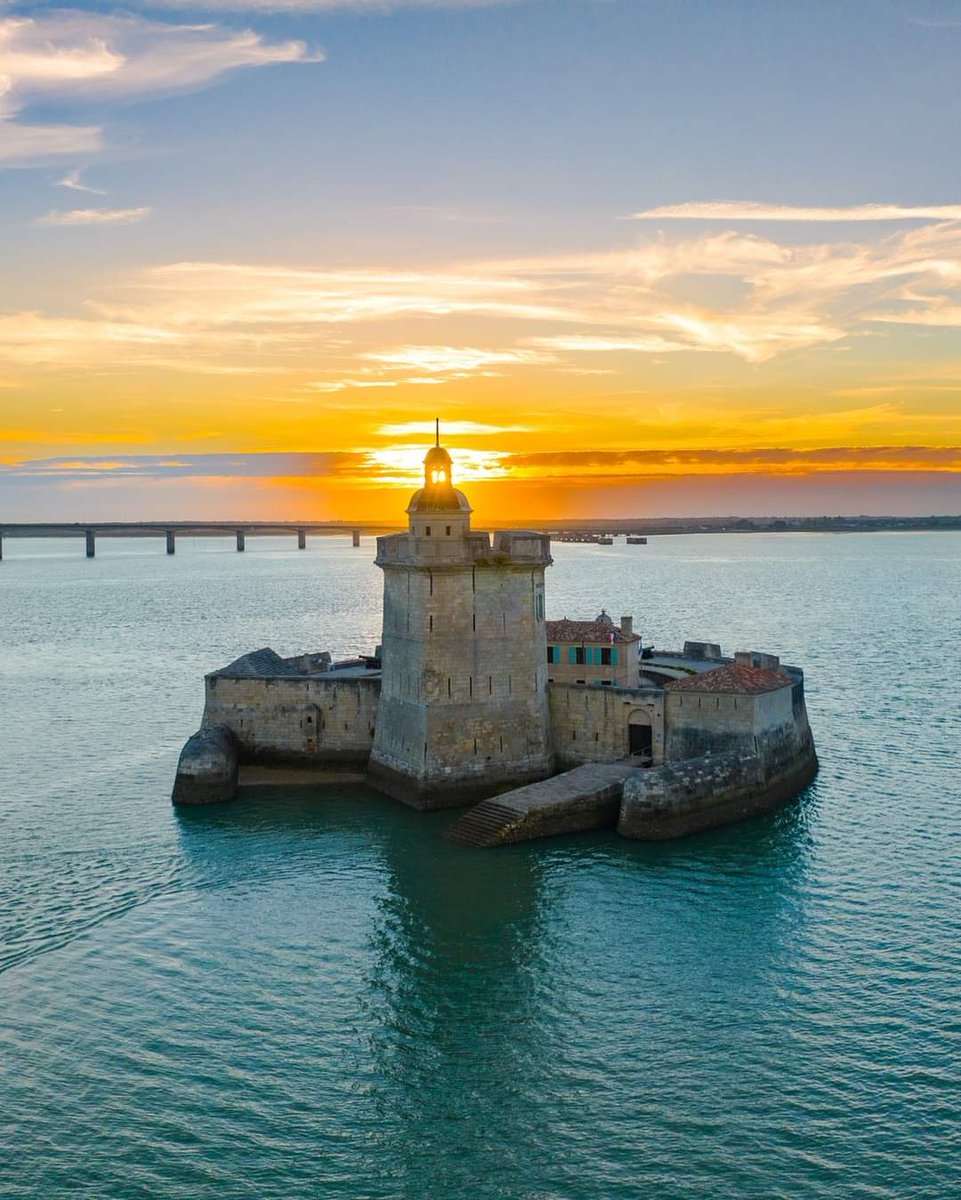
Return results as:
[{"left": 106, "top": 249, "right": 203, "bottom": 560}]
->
[
  {"left": 443, "top": 762, "right": 639, "bottom": 848},
  {"left": 444, "top": 801, "right": 522, "bottom": 846}
]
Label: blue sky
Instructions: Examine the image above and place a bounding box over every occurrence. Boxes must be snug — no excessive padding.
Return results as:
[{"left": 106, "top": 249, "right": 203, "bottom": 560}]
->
[{"left": 1, "top": 0, "right": 960, "bottom": 518}]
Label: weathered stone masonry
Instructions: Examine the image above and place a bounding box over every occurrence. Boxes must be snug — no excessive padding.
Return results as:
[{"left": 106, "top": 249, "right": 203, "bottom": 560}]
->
[{"left": 203, "top": 673, "right": 380, "bottom": 767}]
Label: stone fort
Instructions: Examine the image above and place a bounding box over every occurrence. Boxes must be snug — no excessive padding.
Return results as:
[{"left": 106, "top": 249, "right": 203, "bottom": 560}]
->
[{"left": 174, "top": 434, "right": 817, "bottom": 844}]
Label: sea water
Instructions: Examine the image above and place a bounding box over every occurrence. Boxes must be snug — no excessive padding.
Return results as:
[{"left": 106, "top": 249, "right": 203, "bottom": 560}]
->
[{"left": 1, "top": 532, "right": 958, "bottom": 1198}]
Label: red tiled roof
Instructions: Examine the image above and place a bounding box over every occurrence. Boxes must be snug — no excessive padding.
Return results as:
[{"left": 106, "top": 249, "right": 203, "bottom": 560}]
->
[
  {"left": 546, "top": 619, "right": 640, "bottom": 644},
  {"left": 665, "top": 663, "right": 792, "bottom": 694}
]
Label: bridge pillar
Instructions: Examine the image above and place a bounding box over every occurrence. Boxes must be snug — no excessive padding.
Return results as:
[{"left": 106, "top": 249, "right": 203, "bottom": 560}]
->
[
  {"left": 297, "top": 529, "right": 306, "bottom": 550},
  {"left": 352, "top": 529, "right": 361, "bottom": 547},
  {"left": 85, "top": 530, "right": 96, "bottom": 558},
  {"left": 165, "top": 530, "right": 176, "bottom": 555},
  {"left": 0, "top": 534, "right": 3, "bottom": 561},
  {"left": 236, "top": 530, "right": 246, "bottom": 552}
]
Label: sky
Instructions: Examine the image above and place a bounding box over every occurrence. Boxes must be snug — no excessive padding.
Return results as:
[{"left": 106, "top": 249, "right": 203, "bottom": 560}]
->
[{"left": 1, "top": 0, "right": 960, "bottom": 520}]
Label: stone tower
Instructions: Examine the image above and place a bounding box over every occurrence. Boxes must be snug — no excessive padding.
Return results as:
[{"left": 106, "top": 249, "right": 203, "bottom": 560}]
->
[{"left": 369, "top": 430, "right": 554, "bottom": 809}]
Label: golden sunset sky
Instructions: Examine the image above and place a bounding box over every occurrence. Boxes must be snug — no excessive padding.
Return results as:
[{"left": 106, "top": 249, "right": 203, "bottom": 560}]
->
[{"left": 2, "top": 1, "right": 960, "bottom": 519}]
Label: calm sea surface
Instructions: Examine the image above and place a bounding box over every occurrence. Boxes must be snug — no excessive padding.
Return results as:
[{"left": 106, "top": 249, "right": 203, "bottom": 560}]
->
[{"left": 1, "top": 532, "right": 959, "bottom": 1199}]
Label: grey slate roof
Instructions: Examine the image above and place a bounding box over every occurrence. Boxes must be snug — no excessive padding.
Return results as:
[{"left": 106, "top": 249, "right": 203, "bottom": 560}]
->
[{"left": 214, "top": 648, "right": 302, "bottom": 678}]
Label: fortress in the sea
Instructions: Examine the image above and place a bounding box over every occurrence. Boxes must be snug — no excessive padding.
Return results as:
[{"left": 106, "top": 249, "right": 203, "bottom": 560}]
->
[{"left": 173, "top": 434, "right": 818, "bottom": 844}]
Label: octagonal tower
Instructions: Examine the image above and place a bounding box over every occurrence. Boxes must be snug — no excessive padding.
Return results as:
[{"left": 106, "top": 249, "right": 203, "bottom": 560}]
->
[{"left": 369, "top": 431, "right": 554, "bottom": 809}]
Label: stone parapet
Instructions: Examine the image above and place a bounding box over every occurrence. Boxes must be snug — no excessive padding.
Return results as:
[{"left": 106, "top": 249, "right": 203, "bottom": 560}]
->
[{"left": 375, "top": 530, "right": 551, "bottom": 568}]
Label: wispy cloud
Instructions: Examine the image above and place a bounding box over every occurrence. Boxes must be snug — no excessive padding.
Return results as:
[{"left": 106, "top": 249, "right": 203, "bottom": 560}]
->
[
  {"left": 0, "top": 311, "right": 180, "bottom": 367},
  {"left": 376, "top": 420, "right": 530, "bottom": 437},
  {"left": 0, "top": 12, "right": 321, "bottom": 162},
  {"left": 630, "top": 202, "right": 961, "bottom": 223},
  {"left": 0, "top": 120, "right": 102, "bottom": 163},
  {"left": 362, "top": 345, "right": 554, "bottom": 375},
  {"left": 57, "top": 168, "right": 106, "bottom": 196},
  {"left": 503, "top": 446, "right": 961, "bottom": 476},
  {"left": 5, "top": 206, "right": 961, "bottom": 374},
  {"left": 35, "top": 206, "right": 151, "bottom": 227},
  {"left": 530, "top": 334, "right": 697, "bottom": 354},
  {"left": 4, "top": 445, "right": 959, "bottom": 489},
  {"left": 0, "top": 452, "right": 362, "bottom": 482}
]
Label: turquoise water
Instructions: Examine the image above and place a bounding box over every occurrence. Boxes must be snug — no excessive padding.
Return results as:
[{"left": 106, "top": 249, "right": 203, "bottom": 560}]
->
[{"left": 1, "top": 533, "right": 958, "bottom": 1198}]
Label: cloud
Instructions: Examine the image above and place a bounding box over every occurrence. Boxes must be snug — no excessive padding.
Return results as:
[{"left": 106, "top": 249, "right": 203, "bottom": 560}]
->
[
  {"left": 530, "top": 334, "right": 697, "bottom": 354},
  {"left": 100, "top": 260, "right": 567, "bottom": 326},
  {"left": 502, "top": 446, "right": 961, "bottom": 474},
  {"left": 0, "top": 311, "right": 181, "bottom": 367},
  {"left": 0, "top": 12, "right": 320, "bottom": 162},
  {"left": 629, "top": 202, "right": 961, "bottom": 222},
  {"left": 376, "top": 420, "right": 530, "bottom": 437},
  {"left": 362, "top": 344, "right": 554, "bottom": 375},
  {"left": 0, "top": 452, "right": 361, "bottom": 481},
  {"left": 307, "top": 378, "right": 413, "bottom": 393},
  {"left": 869, "top": 302, "right": 961, "bottom": 327},
  {"left": 4, "top": 446, "right": 959, "bottom": 491},
  {"left": 57, "top": 168, "right": 106, "bottom": 195},
  {"left": 0, "top": 119, "right": 102, "bottom": 163},
  {"left": 0, "top": 13, "right": 320, "bottom": 98},
  {"left": 6, "top": 207, "right": 961, "bottom": 376},
  {"left": 35, "top": 206, "right": 151, "bottom": 227}
]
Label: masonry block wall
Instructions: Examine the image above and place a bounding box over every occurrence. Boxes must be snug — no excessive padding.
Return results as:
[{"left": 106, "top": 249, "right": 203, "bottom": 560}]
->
[
  {"left": 203, "top": 674, "right": 380, "bottom": 766},
  {"left": 664, "top": 676, "right": 807, "bottom": 766},
  {"left": 371, "top": 557, "right": 554, "bottom": 800},
  {"left": 549, "top": 683, "right": 664, "bottom": 768}
]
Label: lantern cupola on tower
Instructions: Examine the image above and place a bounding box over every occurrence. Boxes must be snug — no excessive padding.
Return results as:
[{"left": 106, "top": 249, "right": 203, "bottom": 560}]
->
[{"left": 406, "top": 420, "right": 472, "bottom": 534}]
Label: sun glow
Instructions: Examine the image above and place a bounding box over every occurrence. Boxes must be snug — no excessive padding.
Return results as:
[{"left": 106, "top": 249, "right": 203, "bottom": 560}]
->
[{"left": 363, "top": 445, "right": 509, "bottom": 486}]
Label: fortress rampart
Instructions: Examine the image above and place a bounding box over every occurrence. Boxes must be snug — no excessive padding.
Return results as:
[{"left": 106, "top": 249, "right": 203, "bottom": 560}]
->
[{"left": 171, "top": 434, "right": 818, "bottom": 841}]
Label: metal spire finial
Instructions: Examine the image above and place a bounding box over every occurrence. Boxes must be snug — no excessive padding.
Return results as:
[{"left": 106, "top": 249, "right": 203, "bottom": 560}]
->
[{"left": 435, "top": 417, "right": 440, "bottom": 447}]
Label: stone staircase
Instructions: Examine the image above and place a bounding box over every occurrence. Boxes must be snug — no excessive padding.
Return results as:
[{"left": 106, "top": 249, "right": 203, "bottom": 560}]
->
[
  {"left": 443, "top": 761, "right": 639, "bottom": 848},
  {"left": 443, "top": 800, "right": 524, "bottom": 847}
]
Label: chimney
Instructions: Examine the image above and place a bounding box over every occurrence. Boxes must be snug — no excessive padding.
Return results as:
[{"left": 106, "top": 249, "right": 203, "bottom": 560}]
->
[{"left": 620, "top": 615, "right": 633, "bottom": 638}]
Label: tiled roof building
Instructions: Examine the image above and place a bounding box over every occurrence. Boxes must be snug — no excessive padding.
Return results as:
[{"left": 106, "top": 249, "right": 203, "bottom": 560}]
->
[
  {"left": 545, "top": 617, "right": 641, "bottom": 645},
  {"left": 665, "top": 663, "right": 792, "bottom": 694},
  {"left": 546, "top": 611, "right": 640, "bottom": 687}
]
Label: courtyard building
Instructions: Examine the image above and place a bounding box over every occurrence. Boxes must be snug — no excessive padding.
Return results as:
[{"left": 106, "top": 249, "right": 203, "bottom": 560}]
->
[{"left": 546, "top": 612, "right": 641, "bottom": 687}]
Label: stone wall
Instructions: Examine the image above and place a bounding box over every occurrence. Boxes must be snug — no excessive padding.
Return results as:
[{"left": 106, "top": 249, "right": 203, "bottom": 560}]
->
[
  {"left": 663, "top": 678, "right": 798, "bottom": 761},
  {"left": 618, "top": 743, "right": 817, "bottom": 840},
  {"left": 548, "top": 683, "right": 664, "bottom": 768},
  {"left": 202, "top": 673, "right": 381, "bottom": 766},
  {"left": 370, "top": 557, "right": 554, "bottom": 807}
]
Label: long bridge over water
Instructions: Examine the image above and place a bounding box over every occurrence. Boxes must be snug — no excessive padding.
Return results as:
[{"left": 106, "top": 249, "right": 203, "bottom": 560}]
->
[
  {"left": 2, "top": 514, "right": 956, "bottom": 560},
  {"left": 0, "top": 521, "right": 393, "bottom": 558}
]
